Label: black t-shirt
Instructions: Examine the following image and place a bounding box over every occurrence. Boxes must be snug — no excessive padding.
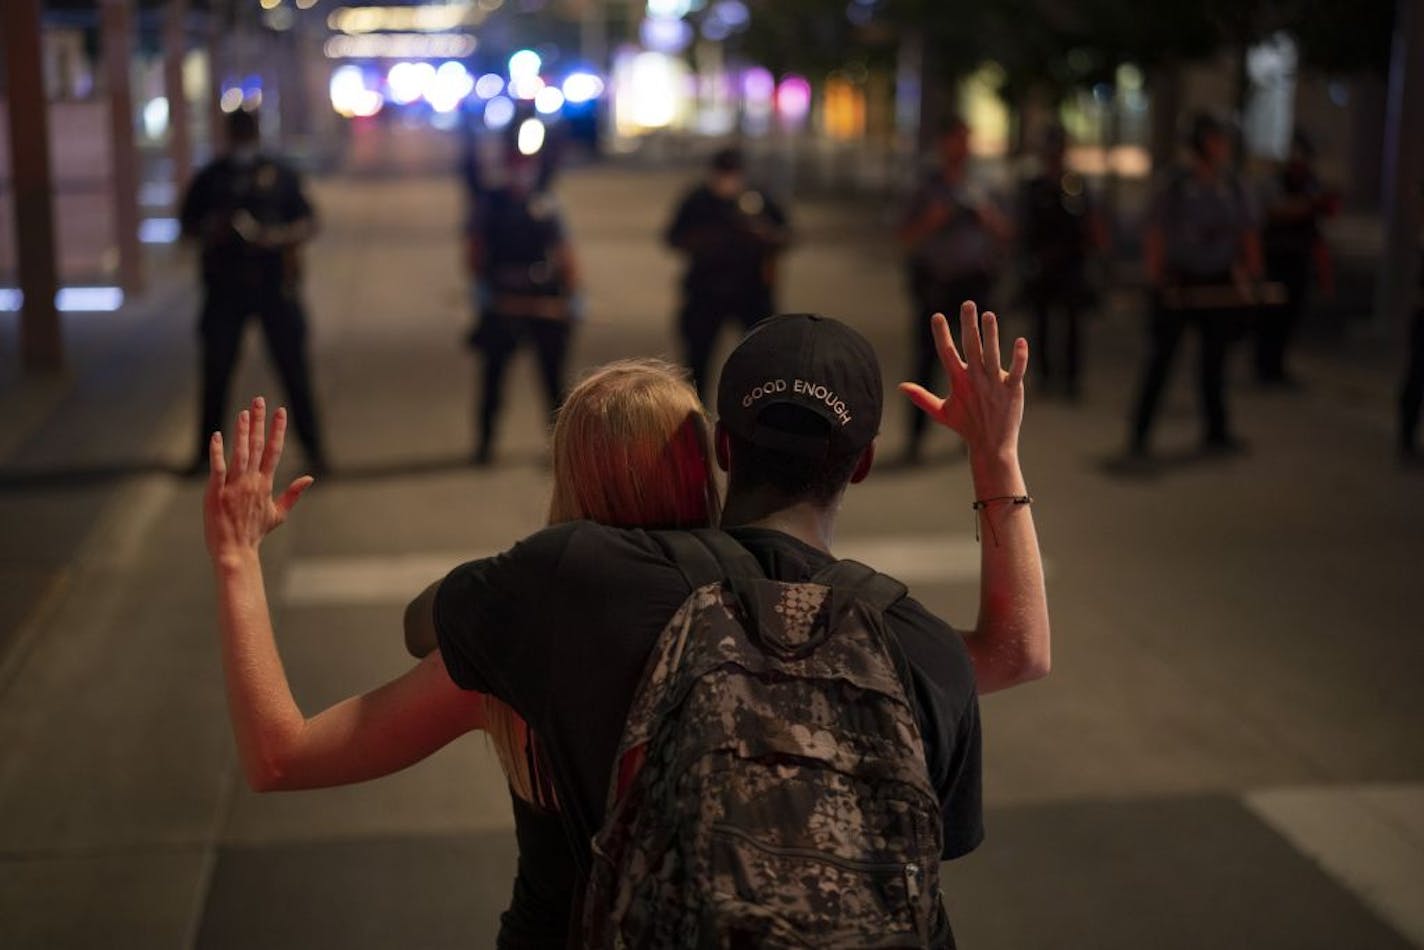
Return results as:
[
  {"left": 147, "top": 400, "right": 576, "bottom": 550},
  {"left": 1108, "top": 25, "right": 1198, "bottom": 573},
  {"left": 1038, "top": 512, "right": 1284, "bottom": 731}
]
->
[
  {"left": 664, "top": 185, "right": 788, "bottom": 297},
  {"left": 903, "top": 172, "right": 998, "bottom": 286},
  {"left": 1020, "top": 171, "right": 1093, "bottom": 277},
  {"left": 1262, "top": 165, "right": 1324, "bottom": 259},
  {"left": 469, "top": 188, "right": 568, "bottom": 297},
  {"left": 179, "top": 153, "right": 313, "bottom": 286},
  {"left": 435, "top": 523, "right": 983, "bottom": 939},
  {"left": 1149, "top": 169, "right": 1258, "bottom": 280},
  {"left": 498, "top": 792, "right": 578, "bottom": 949}
]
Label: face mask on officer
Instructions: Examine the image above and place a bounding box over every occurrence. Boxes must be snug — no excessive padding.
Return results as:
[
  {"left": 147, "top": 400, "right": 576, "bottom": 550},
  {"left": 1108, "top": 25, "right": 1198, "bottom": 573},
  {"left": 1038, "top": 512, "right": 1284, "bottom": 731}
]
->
[
  {"left": 710, "top": 170, "right": 744, "bottom": 199},
  {"left": 507, "top": 159, "right": 540, "bottom": 197},
  {"left": 230, "top": 143, "right": 260, "bottom": 167}
]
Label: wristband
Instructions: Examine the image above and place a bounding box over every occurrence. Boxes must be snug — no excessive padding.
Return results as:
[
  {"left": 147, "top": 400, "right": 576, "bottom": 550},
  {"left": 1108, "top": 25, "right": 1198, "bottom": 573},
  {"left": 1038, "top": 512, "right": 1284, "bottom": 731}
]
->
[{"left": 971, "top": 494, "right": 1032, "bottom": 544}]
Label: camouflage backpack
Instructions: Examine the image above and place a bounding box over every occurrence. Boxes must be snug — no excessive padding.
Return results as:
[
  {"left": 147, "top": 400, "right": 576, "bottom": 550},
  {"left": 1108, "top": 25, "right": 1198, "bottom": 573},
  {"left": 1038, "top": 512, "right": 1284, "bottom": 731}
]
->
[{"left": 582, "top": 530, "right": 946, "bottom": 948}]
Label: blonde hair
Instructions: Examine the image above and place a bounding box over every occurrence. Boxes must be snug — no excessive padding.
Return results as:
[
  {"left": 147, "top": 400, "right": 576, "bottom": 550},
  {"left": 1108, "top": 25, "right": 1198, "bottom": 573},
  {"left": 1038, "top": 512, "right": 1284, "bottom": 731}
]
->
[{"left": 486, "top": 359, "right": 719, "bottom": 808}]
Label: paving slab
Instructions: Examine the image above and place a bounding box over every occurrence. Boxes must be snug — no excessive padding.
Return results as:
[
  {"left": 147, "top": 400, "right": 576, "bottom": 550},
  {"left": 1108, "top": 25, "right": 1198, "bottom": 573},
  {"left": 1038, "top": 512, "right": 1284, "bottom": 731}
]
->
[
  {"left": 219, "top": 604, "right": 517, "bottom": 846},
  {"left": 194, "top": 832, "right": 517, "bottom": 950},
  {"left": 0, "top": 847, "right": 211, "bottom": 950},
  {"left": 1245, "top": 783, "right": 1424, "bottom": 947},
  {"left": 0, "top": 555, "right": 232, "bottom": 852},
  {"left": 941, "top": 795, "right": 1416, "bottom": 950}
]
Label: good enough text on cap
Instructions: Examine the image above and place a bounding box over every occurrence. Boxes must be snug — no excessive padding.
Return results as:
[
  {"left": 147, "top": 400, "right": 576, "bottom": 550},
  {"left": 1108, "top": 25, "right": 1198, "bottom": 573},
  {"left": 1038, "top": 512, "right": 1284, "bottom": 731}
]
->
[{"left": 741, "top": 378, "right": 852, "bottom": 426}]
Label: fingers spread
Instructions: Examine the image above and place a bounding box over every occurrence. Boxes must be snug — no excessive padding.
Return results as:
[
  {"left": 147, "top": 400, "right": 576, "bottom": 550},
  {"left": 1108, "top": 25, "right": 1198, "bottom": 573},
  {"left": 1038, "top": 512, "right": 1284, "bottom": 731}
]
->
[
  {"left": 232, "top": 410, "right": 250, "bottom": 477},
  {"left": 981, "top": 310, "right": 1003, "bottom": 374},
  {"left": 931, "top": 313, "right": 967, "bottom": 380},
  {"left": 959, "top": 300, "right": 985, "bottom": 370},
  {"left": 208, "top": 432, "right": 226, "bottom": 484},
  {"left": 898, "top": 382, "right": 945, "bottom": 419},
  {"left": 261, "top": 407, "right": 288, "bottom": 477},
  {"left": 275, "top": 475, "right": 316, "bottom": 520},
  {"left": 1008, "top": 337, "right": 1029, "bottom": 386},
  {"left": 249, "top": 397, "right": 265, "bottom": 471}
]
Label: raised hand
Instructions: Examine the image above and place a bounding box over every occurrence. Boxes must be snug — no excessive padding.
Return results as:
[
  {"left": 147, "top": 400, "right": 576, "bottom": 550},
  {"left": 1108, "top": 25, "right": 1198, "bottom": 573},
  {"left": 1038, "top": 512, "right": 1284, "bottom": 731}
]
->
[
  {"left": 899, "top": 301, "right": 1029, "bottom": 461},
  {"left": 204, "top": 396, "right": 315, "bottom": 563}
]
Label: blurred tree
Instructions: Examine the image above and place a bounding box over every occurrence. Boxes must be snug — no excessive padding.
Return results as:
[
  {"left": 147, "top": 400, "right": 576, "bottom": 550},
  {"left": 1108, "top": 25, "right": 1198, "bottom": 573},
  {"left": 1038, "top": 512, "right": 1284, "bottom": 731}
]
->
[
  {"left": 739, "top": 0, "right": 880, "bottom": 76},
  {"left": 1288, "top": 0, "right": 1396, "bottom": 74},
  {"left": 732, "top": 0, "right": 1396, "bottom": 158}
]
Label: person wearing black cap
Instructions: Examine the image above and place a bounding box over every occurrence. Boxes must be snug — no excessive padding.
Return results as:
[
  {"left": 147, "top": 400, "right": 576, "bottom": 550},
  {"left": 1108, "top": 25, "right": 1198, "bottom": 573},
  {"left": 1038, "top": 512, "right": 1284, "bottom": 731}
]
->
[
  {"left": 180, "top": 109, "right": 328, "bottom": 476},
  {"left": 1018, "top": 123, "right": 1107, "bottom": 400},
  {"left": 405, "top": 305, "right": 1050, "bottom": 946},
  {"left": 664, "top": 147, "right": 790, "bottom": 399},
  {"left": 1128, "top": 112, "right": 1263, "bottom": 460}
]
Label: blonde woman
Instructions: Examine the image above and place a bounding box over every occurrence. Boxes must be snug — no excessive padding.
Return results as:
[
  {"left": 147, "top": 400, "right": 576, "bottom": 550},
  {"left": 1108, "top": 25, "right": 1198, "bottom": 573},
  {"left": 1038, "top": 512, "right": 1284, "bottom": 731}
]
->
[{"left": 205, "top": 360, "right": 718, "bottom": 948}]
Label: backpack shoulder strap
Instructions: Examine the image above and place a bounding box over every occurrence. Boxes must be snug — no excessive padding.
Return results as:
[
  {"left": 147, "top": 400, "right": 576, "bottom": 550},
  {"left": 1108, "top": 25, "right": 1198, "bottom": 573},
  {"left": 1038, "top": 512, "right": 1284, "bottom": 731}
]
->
[
  {"left": 812, "top": 559, "right": 917, "bottom": 700},
  {"left": 652, "top": 529, "right": 763, "bottom": 590},
  {"left": 811, "top": 558, "right": 908, "bottom": 612},
  {"left": 690, "top": 529, "right": 764, "bottom": 579},
  {"left": 652, "top": 531, "right": 722, "bottom": 590}
]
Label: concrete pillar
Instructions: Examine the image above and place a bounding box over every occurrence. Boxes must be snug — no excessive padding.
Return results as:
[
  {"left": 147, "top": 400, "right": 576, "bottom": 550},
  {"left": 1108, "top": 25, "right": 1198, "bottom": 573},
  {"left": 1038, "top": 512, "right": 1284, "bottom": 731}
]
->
[
  {"left": 164, "top": 0, "right": 193, "bottom": 191},
  {"left": 2, "top": 0, "right": 63, "bottom": 371},
  {"left": 101, "top": 0, "right": 144, "bottom": 294},
  {"left": 1377, "top": 0, "right": 1424, "bottom": 333}
]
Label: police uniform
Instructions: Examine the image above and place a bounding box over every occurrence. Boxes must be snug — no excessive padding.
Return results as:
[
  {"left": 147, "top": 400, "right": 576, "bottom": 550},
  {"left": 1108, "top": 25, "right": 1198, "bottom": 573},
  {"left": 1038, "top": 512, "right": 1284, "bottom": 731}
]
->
[
  {"left": 468, "top": 187, "right": 573, "bottom": 464},
  {"left": 180, "top": 150, "right": 326, "bottom": 469},
  {"left": 1130, "top": 170, "right": 1258, "bottom": 454},
  {"left": 1258, "top": 162, "right": 1327, "bottom": 383},
  {"left": 902, "top": 173, "right": 998, "bottom": 456},
  {"left": 1400, "top": 249, "right": 1424, "bottom": 459},
  {"left": 664, "top": 184, "right": 788, "bottom": 399},
  {"left": 1019, "top": 168, "right": 1095, "bottom": 397}
]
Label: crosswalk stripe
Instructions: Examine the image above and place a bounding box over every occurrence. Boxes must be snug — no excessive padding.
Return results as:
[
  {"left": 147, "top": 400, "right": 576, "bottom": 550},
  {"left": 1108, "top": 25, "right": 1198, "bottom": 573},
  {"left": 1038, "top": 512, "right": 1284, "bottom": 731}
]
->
[
  {"left": 1243, "top": 782, "right": 1424, "bottom": 946},
  {"left": 280, "top": 534, "right": 988, "bottom": 607}
]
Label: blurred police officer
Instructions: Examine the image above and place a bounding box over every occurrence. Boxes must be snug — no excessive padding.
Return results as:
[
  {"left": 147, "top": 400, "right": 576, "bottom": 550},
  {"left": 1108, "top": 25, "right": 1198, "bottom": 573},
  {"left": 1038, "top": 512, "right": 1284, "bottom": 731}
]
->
[
  {"left": 1129, "top": 113, "right": 1263, "bottom": 460},
  {"left": 180, "top": 109, "right": 327, "bottom": 476},
  {"left": 1400, "top": 241, "right": 1424, "bottom": 465},
  {"left": 1257, "top": 130, "right": 1336, "bottom": 386},
  {"left": 898, "top": 115, "right": 1013, "bottom": 463},
  {"left": 1018, "top": 123, "right": 1106, "bottom": 401},
  {"left": 664, "top": 147, "right": 790, "bottom": 399},
  {"left": 467, "top": 136, "right": 579, "bottom": 466}
]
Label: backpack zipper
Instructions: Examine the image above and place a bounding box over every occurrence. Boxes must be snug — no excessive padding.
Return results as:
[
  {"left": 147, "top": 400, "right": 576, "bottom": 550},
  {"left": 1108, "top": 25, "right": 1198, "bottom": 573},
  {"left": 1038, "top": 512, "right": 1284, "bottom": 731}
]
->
[
  {"left": 904, "top": 861, "right": 930, "bottom": 945},
  {"left": 710, "top": 822, "right": 916, "bottom": 875}
]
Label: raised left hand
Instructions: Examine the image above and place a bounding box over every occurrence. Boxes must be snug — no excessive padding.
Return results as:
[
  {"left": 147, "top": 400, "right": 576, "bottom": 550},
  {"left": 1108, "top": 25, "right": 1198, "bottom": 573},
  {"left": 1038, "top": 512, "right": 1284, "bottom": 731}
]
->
[
  {"left": 204, "top": 396, "right": 314, "bottom": 563},
  {"left": 899, "top": 301, "right": 1029, "bottom": 463}
]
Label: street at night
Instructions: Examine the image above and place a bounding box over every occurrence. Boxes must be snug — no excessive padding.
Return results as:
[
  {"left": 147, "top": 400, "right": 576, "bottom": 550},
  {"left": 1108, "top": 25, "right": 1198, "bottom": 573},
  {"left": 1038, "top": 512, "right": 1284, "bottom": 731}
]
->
[
  {"left": 2, "top": 0, "right": 1424, "bottom": 945},
  {"left": 1, "top": 154, "right": 1420, "bottom": 947}
]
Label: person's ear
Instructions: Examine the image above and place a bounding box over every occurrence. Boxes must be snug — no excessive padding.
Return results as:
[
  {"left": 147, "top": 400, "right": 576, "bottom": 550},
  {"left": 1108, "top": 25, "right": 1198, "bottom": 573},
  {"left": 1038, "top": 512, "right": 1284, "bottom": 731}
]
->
[
  {"left": 714, "top": 422, "right": 731, "bottom": 473},
  {"left": 849, "top": 440, "right": 876, "bottom": 484}
]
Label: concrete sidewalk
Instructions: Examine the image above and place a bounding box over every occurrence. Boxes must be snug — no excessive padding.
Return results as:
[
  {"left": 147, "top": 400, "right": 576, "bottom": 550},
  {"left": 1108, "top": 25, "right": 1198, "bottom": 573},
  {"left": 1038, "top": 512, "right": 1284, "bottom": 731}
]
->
[{"left": 0, "top": 156, "right": 1420, "bottom": 949}]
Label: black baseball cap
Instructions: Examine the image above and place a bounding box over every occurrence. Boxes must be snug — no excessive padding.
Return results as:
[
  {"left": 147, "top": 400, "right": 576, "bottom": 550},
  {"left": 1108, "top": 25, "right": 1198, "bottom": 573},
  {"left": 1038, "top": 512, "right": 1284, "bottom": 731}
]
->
[{"left": 717, "top": 313, "right": 882, "bottom": 458}]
